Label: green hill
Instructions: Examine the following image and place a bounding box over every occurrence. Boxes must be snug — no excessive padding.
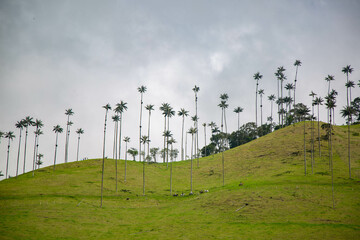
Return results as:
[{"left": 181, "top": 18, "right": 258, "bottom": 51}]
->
[{"left": 1, "top": 122, "right": 359, "bottom": 239}]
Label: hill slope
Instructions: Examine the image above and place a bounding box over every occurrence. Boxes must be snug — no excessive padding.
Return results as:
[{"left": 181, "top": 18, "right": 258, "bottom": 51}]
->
[{"left": 0, "top": 122, "right": 360, "bottom": 239}]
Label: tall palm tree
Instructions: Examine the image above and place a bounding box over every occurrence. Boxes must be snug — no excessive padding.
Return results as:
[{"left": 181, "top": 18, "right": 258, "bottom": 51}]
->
[
  {"left": 165, "top": 106, "right": 175, "bottom": 167},
  {"left": 112, "top": 115, "right": 120, "bottom": 159},
  {"left": 342, "top": 65, "right": 354, "bottom": 107},
  {"left": 22, "top": 116, "right": 34, "bottom": 174},
  {"left": 100, "top": 103, "right": 111, "bottom": 208},
  {"left": 313, "top": 97, "right": 323, "bottom": 158},
  {"left": 168, "top": 137, "right": 176, "bottom": 195},
  {"left": 253, "top": 72, "right": 262, "bottom": 127},
  {"left": 15, "top": 120, "right": 25, "bottom": 177},
  {"left": 345, "top": 81, "right": 355, "bottom": 104},
  {"left": 138, "top": 86, "right": 147, "bottom": 168},
  {"left": 233, "top": 107, "right": 243, "bottom": 131},
  {"left": 275, "top": 67, "right": 287, "bottom": 126},
  {"left": 202, "top": 123, "right": 207, "bottom": 157},
  {"left": 285, "top": 83, "right": 294, "bottom": 112},
  {"left": 36, "top": 153, "right": 44, "bottom": 169},
  {"left": 220, "top": 93, "right": 229, "bottom": 133},
  {"left": 150, "top": 147, "right": 159, "bottom": 163},
  {"left": 309, "top": 91, "right": 317, "bottom": 174},
  {"left": 141, "top": 135, "right": 150, "bottom": 195},
  {"left": 341, "top": 106, "right": 355, "bottom": 179},
  {"left": 325, "top": 91, "right": 337, "bottom": 208},
  {"left": 293, "top": 60, "right": 302, "bottom": 106},
  {"left": 162, "top": 130, "right": 172, "bottom": 167},
  {"left": 178, "top": 108, "right": 189, "bottom": 161},
  {"left": 160, "top": 103, "right": 170, "bottom": 163},
  {"left": 145, "top": 104, "right": 154, "bottom": 161},
  {"left": 258, "top": 89, "right": 265, "bottom": 125},
  {"left": 192, "top": 85, "right": 200, "bottom": 167},
  {"left": 114, "top": 101, "right": 127, "bottom": 192},
  {"left": 32, "top": 119, "right": 43, "bottom": 177},
  {"left": 208, "top": 121, "right": 217, "bottom": 157},
  {"left": 294, "top": 104, "right": 310, "bottom": 176},
  {"left": 53, "top": 125, "right": 63, "bottom": 170},
  {"left": 268, "top": 94, "right": 276, "bottom": 126},
  {"left": 76, "top": 128, "right": 84, "bottom": 162},
  {"left": 64, "top": 109, "right": 74, "bottom": 164},
  {"left": 123, "top": 136, "right": 130, "bottom": 181},
  {"left": 5, "top": 131, "right": 15, "bottom": 179},
  {"left": 188, "top": 127, "right": 197, "bottom": 194}
]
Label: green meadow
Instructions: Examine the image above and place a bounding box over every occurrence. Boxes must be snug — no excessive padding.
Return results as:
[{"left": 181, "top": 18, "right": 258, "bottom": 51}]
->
[{"left": 1, "top": 122, "right": 359, "bottom": 239}]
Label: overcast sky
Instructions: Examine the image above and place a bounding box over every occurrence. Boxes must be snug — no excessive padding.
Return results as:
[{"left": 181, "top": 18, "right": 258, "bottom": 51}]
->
[{"left": 1, "top": 0, "right": 359, "bottom": 179}]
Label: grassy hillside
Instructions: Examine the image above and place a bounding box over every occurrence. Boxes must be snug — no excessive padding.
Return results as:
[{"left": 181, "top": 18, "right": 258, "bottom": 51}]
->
[{"left": 0, "top": 122, "right": 359, "bottom": 239}]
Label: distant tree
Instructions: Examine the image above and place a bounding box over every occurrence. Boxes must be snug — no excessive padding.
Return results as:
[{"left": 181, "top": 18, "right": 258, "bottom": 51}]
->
[
  {"left": 268, "top": 95, "right": 276, "bottom": 126},
  {"left": 188, "top": 127, "right": 197, "bottom": 194},
  {"left": 293, "top": 103, "right": 310, "bottom": 175},
  {"left": 53, "top": 125, "right": 63, "bottom": 170},
  {"left": 123, "top": 136, "right": 130, "bottom": 181},
  {"left": 163, "top": 130, "right": 173, "bottom": 167},
  {"left": 100, "top": 103, "right": 111, "bottom": 208},
  {"left": 22, "top": 116, "right": 34, "bottom": 174},
  {"left": 233, "top": 107, "right": 243, "bottom": 131},
  {"left": 141, "top": 135, "right": 150, "bottom": 195},
  {"left": 36, "top": 153, "right": 44, "bottom": 168},
  {"left": 192, "top": 85, "right": 200, "bottom": 167},
  {"left": 112, "top": 115, "right": 120, "bottom": 159},
  {"left": 145, "top": 104, "right": 154, "bottom": 162},
  {"left": 5, "top": 131, "right": 15, "bottom": 179},
  {"left": 76, "top": 128, "right": 84, "bottom": 162},
  {"left": 32, "top": 119, "right": 43, "bottom": 176},
  {"left": 253, "top": 72, "right": 262, "bottom": 127},
  {"left": 0, "top": 131, "right": 4, "bottom": 144},
  {"left": 168, "top": 138, "right": 176, "bottom": 195},
  {"left": 258, "top": 89, "right": 265, "bottom": 125},
  {"left": 313, "top": 97, "right": 324, "bottom": 158},
  {"left": 309, "top": 91, "right": 317, "bottom": 174},
  {"left": 293, "top": 60, "right": 302, "bottom": 106},
  {"left": 165, "top": 105, "right": 175, "bottom": 166},
  {"left": 202, "top": 123, "right": 207, "bottom": 157},
  {"left": 128, "top": 147, "right": 138, "bottom": 161},
  {"left": 150, "top": 147, "right": 159, "bottom": 163},
  {"left": 178, "top": 108, "right": 189, "bottom": 161},
  {"left": 341, "top": 105, "right": 356, "bottom": 179},
  {"left": 275, "top": 67, "right": 286, "bottom": 126},
  {"left": 228, "top": 122, "right": 257, "bottom": 148},
  {"left": 64, "top": 109, "right": 74, "bottom": 163},
  {"left": 137, "top": 86, "right": 147, "bottom": 169},
  {"left": 15, "top": 120, "right": 25, "bottom": 177},
  {"left": 352, "top": 97, "right": 360, "bottom": 123},
  {"left": 160, "top": 103, "right": 170, "bottom": 163}
]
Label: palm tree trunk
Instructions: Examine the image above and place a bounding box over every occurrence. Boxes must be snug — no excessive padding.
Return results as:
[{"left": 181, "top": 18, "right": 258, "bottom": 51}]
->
[
  {"left": 303, "top": 119, "right": 306, "bottom": 176},
  {"left": 147, "top": 111, "right": 151, "bottom": 163},
  {"left": 181, "top": 116, "right": 185, "bottom": 161},
  {"left": 65, "top": 115, "right": 70, "bottom": 163},
  {"left": 294, "top": 65, "right": 298, "bottom": 107},
  {"left": 270, "top": 101, "right": 273, "bottom": 126},
  {"left": 204, "top": 125, "right": 207, "bottom": 157},
  {"left": 124, "top": 141, "right": 128, "bottom": 182},
  {"left": 16, "top": 128, "right": 22, "bottom": 177},
  {"left": 255, "top": 81, "right": 258, "bottom": 127},
  {"left": 100, "top": 109, "right": 109, "bottom": 208},
  {"left": 166, "top": 116, "right": 170, "bottom": 168},
  {"left": 190, "top": 134, "right": 194, "bottom": 194},
  {"left": 117, "top": 114, "right": 123, "bottom": 192},
  {"left": 32, "top": 131, "right": 38, "bottom": 177},
  {"left": 170, "top": 143, "right": 173, "bottom": 195},
  {"left": 260, "top": 95, "right": 263, "bottom": 126},
  {"left": 329, "top": 111, "right": 335, "bottom": 208},
  {"left": 222, "top": 138, "right": 225, "bottom": 186},
  {"left": 23, "top": 127, "right": 29, "bottom": 174},
  {"left": 143, "top": 142, "right": 146, "bottom": 196},
  {"left": 76, "top": 135, "right": 80, "bottom": 161},
  {"left": 6, "top": 139, "right": 11, "bottom": 179},
  {"left": 53, "top": 132, "right": 59, "bottom": 171},
  {"left": 195, "top": 93, "right": 199, "bottom": 168},
  {"left": 185, "top": 132, "right": 188, "bottom": 160},
  {"left": 318, "top": 105, "right": 321, "bottom": 158},
  {"left": 113, "top": 121, "right": 117, "bottom": 159},
  {"left": 163, "top": 116, "right": 166, "bottom": 163},
  {"left": 348, "top": 121, "right": 351, "bottom": 178}
]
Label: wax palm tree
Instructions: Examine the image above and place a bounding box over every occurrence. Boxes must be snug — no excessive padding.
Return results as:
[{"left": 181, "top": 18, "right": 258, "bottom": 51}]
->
[
  {"left": 342, "top": 65, "right": 354, "bottom": 107},
  {"left": 276, "top": 67, "right": 287, "bottom": 126},
  {"left": 168, "top": 137, "right": 176, "bottom": 195},
  {"left": 100, "top": 103, "right": 111, "bottom": 208},
  {"left": 52, "top": 125, "right": 63, "bottom": 170},
  {"left": 76, "top": 128, "right": 84, "bottom": 162},
  {"left": 64, "top": 109, "right": 74, "bottom": 163},
  {"left": 112, "top": 115, "right": 120, "bottom": 159},
  {"left": 15, "top": 120, "right": 25, "bottom": 177},
  {"left": 253, "top": 72, "right": 262, "bottom": 127},
  {"left": 22, "top": 116, "right": 34, "bottom": 174},
  {"left": 162, "top": 130, "right": 172, "bottom": 167},
  {"left": 36, "top": 153, "right": 44, "bottom": 168},
  {"left": 188, "top": 127, "right": 197, "bottom": 194},
  {"left": 294, "top": 104, "right": 310, "bottom": 176},
  {"left": 325, "top": 91, "right": 337, "bottom": 208},
  {"left": 233, "top": 107, "right": 243, "bottom": 131},
  {"left": 341, "top": 106, "right": 356, "bottom": 179},
  {"left": 160, "top": 103, "right": 170, "bottom": 163},
  {"left": 258, "top": 89, "right": 265, "bottom": 125},
  {"left": 285, "top": 83, "right": 294, "bottom": 113},
  {"left": 123, "top": 136, "right": 130, "bottom": 181},
  {"left": 32, "top": 119, "right": 43, "bottom": 177},
  {"left": 150, "top": 147, "right": 159, "bottom": 163},
  {"left": 137, "top": 86, "right": 147, "bottom": 167},
  {"left": 178, "top": 108, "right": 189, "bottom": 161},
  {"left": 208, "top": 121, "right": 217, "bottom": 157},
  {"left": 141, "top": 135, "right": 150, "bottom": 195},
  {"left": 145, "top": 104, "right": 154, "bottom": 161},
  {"left": 5, "top": 131, "right": 15, "bottom": 179},
  {"left": 313, "top": 97, "right": 323, "bottom": 158},
  {"left": 202, "top": 123, "right": 207, "bottom": 156},
  {"left": 293, "top": 60, "right": 302, "bottom": 106},
  {"left": 268, "top": 94, "right": 276, "bottom": 126},
  {"left": 128, "top": 148, "right": 138, "bottom": 161},
  {"left": 192, "top": 85, "right": 200, "bottom": 167},
  {"left": 220, "top": 93, "right": 229, "bottom": 133},
  {"left": 165, "top": 106, "right": 175, "bottom": 166},
  {"left": 115, "top": 101, "right": 128, "bottom": 160},
  {"left": 309, "top": 91, "right": 317, "bottom": 173}
]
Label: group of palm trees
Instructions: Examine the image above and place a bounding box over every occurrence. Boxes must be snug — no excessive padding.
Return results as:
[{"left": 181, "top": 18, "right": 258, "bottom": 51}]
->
[{"left": 1, "top": 110, "right": 84, "bottom": 179}]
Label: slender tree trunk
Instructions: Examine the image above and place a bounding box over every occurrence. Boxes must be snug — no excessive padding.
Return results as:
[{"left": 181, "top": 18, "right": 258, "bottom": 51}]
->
[
  {"left": 76, "top": 135, "right": 80, "bottom": 161},
  {"left": 222, "top": 137, "right": 225, "bottom": 186},
  {"left": 303, "top": 119, "right": 306, "bottom": 176},
  {"left": 181, "top": 116, "right": 185, "bottom": 160},
  {"left": 166, "top": 116, "right": 170, "bottom": 168},
  {"left": 16, "top": 128, "right": 22, "bottom": 177},
  {"left": 204, "top": 125, "right": 207, "bottom": 157},
  {"left": 294, "top": 65, "right": 298, "bottom": 107},
  {"left": 163, "top": 116, "right": 166, "bottom": 163},
  {"left": 318, "top": 105, "right": 321, "bottom": 158},
  {"left": 170, "top": 143, "right": 173, "bottom": 195},
  {"left": 260, "top": 95, "right": 263, "bottom": 126},
  {"left": 311, "top": 100, "right": 314, "bottom": 174},
  {"left": 100, "top": 109, "right": 109, "bottom": 208},
  {"left": 147, "top": 111, "right": 151, "bottom": 163},
  {"left": 185, "top": 132, "right": 188, "bottom": 160},
  {"left": 195, "top": 92, "right": 199, "bottom": 168},
  {"left": 237, "top": 113, "right": 240, "bottom": 131},
  {"left": 32, "top": 131, "right": 38, "bottom": 177},
  {"left": 281, "top": 80, "right": 284, "bottom": 127},
  {"left": 6, "top": 139, "right": 11, "bottom": 179},
  {"left": 270, "top": 101, "right": 273, "bottom": 126},
  {"left": 329, "top": 110, "right": 335, "bottom": 208},
  {"left": 348, "top": 120, "right": 351, "bottom": 178},
  {"left": 65, "top": 115, "right": 70, "bottom": 163},
  {"left": 190, "top": 134, "right": 194, "bottom": 194},
  {"left": 117, "top": 114, "right": 123, "bottom": 192},
  {"left": 23, "top": 127, "right": 29, "bottom": 174},
  {"left": 277, "top": 80, "right": 280, "bottom": 125},
  {"left": 255, "top": 80, "right": 258, "bottom": 127},
  {"left": 113, "top": 121, "right": 117, "bottom": 159},
  {"left": 143, "top": 142, "right": 146, "bottom": 196},
  {"left": 53, "top": 132, "right": 59, "bottom": 171},
  {"left": 124, "top": 141, "right": 128, "bottom": 182}
]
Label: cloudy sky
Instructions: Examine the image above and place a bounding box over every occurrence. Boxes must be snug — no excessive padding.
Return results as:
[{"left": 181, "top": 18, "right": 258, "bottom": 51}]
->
[{"left": 1, "top": 0, "right": 359, "bottom": 179}]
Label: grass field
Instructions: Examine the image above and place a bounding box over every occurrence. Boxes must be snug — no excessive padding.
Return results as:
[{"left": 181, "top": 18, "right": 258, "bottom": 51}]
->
[{"left": 0, "top": 122, "right": 359, "bottom": 239}]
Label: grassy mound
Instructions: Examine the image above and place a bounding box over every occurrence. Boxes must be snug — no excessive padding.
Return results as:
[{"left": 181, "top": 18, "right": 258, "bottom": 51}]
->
[{"left": 0, "top": 122, "right": 359, "bottom": 239}]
